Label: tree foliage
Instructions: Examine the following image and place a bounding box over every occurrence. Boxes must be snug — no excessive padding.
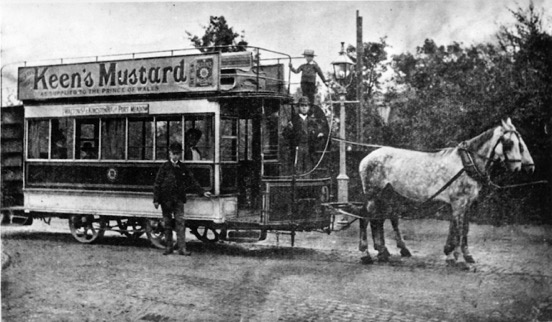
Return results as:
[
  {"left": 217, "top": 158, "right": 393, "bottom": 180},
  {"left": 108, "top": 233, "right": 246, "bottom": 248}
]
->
[
  {"left": 378, "top": 3, "right": 552, "bottom": 223},
  {"left": 186, "top": 16, "right": 248, "bottom": 52}
]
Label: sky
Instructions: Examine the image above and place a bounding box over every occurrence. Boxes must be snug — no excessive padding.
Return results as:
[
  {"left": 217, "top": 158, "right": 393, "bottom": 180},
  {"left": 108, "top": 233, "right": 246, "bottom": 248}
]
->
[{"left": 1, "top": 0, "right": 551, "bottom": 105}]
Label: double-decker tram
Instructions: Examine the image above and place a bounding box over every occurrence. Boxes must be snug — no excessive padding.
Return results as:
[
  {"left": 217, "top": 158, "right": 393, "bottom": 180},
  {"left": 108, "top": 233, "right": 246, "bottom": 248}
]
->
[{"left": 13, "top": 47, "right": 333, "bottom": 247}]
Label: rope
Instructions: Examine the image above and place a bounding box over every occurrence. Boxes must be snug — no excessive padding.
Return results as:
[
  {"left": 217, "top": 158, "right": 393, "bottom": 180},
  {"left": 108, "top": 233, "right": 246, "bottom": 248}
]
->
[{"left": 331, "top": 137, "right": 386, "bottom": 149}]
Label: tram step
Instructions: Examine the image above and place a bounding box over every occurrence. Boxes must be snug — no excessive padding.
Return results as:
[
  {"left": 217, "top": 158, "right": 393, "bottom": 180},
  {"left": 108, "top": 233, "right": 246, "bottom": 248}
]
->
[{"left": 227, "top": 230, "right": 262, "bottom": 240}]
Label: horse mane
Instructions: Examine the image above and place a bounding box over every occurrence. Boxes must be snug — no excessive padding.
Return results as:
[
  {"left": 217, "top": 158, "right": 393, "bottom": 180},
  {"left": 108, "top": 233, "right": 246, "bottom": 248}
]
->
[{"left": 464, "top": 126, "right": 498, "bottom": 152}]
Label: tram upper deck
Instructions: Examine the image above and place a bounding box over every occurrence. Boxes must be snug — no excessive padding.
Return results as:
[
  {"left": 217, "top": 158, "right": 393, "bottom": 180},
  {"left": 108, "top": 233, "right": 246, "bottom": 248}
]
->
[{"left": 18, "top": 47, "right": 290, "bottom": 103}]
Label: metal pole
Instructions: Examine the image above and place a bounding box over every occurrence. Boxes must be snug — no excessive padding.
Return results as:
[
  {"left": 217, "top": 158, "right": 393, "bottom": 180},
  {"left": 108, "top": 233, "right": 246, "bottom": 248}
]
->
[
  {"left": 337, "top": 94, "right": 349, "bottom": 202},
  {"left": 356, "top": 11, "right": 364, "bottom": 143}
]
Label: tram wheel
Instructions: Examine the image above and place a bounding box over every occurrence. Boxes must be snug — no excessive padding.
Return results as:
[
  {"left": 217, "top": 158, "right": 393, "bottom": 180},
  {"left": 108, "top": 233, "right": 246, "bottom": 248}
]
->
[
  {"left": 190, "top": 226, "right": 220, "bottom": 243},
  {"left": 145, "top": 218, "right": 177, "bottom": 249},
  {"left": 68, "top": 215, "right": 106, "bottom": 244},
  {"left": 116, "top": 218, "right": 145, "bottom": 239}
]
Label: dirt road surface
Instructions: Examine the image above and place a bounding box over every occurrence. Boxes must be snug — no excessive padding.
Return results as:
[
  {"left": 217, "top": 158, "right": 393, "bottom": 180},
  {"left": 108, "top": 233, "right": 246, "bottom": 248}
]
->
[{"left": 2, "top": 218, "right": 552, "bottom": 322}]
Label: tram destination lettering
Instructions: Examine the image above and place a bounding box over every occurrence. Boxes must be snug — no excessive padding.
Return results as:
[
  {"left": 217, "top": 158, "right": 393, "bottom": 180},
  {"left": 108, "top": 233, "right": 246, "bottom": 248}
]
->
[
  {"left": 63, "top": 104, "right": 149, "bottom": 116},
  {"left": 18, "top": 54, "right": 219, "bottom": 100}
]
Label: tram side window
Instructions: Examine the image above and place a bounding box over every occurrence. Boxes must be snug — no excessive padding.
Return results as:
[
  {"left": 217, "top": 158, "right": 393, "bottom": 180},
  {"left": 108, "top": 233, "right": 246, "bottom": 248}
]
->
[
  {"left": 221, "top": 118, "right": 238, "bottom": 162},
  {"left": 101, "top": 118, "right": 125, "bottom": 160},
  {"left": 76, "top": 120, "right": 99, "bottom": 159},
  {"left": 156, "top": 118, "right": 181, "bottom": 160},
  {"left": 51, "top": 119, "right": 73, "bottom": 159},
  {"left": 28, "top": 119, "right": 49, "bottom": 159},
  {"left": 184, "top": 115, "right": 213, "bottom": 161},
  {"left": 128, "top": 118, "right": 154, "bottom": 160}
]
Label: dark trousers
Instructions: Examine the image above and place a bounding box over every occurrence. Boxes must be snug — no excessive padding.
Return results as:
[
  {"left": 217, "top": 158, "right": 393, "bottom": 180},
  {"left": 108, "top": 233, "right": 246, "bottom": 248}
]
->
[
  {"left": 161, "top": 200, "right": 187, "bottom": 251},
  {"left": 290, "top": 145, "right": 314, "bottom": 177},
  {"left": 301, "top": 82, "right": 316, "bottom": 105}
]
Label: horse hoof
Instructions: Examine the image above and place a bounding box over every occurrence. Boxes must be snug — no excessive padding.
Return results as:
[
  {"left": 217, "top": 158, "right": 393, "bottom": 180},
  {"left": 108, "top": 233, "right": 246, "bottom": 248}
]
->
[
  {"left": 359, "top": 244, "right": 368, "bottom": 252},
  {"left": 361, "top": 255, "right": 374, "bottom": 265},
  {"left": 400, "top": 248, "right": 412, "bottom": 258},
  {"left": 377, "top": 252, "right": 390, "bottom": 262},
  {"left": 456, "top": 261, "right": 470, "bottom": 271},
  {"left": 446, "top": 258, "right": 456, "bottom": 267},
  {"left": 464, "top": 255, "right": 475, "bottom": 264}
]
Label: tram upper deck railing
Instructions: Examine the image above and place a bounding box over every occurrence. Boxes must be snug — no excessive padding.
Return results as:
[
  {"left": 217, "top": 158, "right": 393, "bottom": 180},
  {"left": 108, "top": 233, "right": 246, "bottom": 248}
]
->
[{"left": 16, "top": 46, "right": 296, "bottom": 102}]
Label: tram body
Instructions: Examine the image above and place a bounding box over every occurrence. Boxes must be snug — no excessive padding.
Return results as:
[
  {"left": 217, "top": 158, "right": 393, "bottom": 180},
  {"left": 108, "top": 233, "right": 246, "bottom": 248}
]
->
[{"left": 13, "top": 48, "right": 332, "bottom": 245}]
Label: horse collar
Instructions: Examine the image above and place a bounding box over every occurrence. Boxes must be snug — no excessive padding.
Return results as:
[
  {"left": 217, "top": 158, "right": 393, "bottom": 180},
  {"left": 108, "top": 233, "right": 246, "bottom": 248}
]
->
[{"left": 457, "top": 141, "right": 491, "bottom": 184}]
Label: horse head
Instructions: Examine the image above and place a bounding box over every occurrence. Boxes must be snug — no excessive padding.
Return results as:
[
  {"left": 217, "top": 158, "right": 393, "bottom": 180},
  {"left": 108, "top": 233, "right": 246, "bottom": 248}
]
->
[{"left": 494, "top": 118, "right": 534, "bottom": 173}]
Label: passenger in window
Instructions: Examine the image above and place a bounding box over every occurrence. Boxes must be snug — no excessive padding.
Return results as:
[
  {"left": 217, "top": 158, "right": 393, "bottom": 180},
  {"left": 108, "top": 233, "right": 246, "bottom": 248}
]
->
[
  {"left": 184, "top": 128, "right": 203, "bottom": 161},
  {"left": 51, "top": 131, "right": 68, "bottom": 159},
  {"left": 282, "top": 96, "right": 327, "bottom": 175},
  {"left": 80, "top": 142, "right": 97, "bottom": 159},
  {"left": 153, "top": 142, "right": 212, "bottom": 256}
]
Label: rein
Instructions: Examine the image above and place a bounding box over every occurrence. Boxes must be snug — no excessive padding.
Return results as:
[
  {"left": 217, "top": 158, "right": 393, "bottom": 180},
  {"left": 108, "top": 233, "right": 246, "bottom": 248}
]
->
[{"left": 338, "top": 134, "right": 546, "bottom": 191}]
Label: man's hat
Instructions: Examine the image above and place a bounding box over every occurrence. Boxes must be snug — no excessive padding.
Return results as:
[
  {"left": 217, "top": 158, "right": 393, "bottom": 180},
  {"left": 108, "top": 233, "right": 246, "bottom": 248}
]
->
[
  {"left": 169, "top": 142, "right": 183, "bottom": 153},
  {"left": 297, "top": 96, "right": 309, "bottom": 105},
  {"left": 302, "top": 49, "right": 316, "bottom": 57},
  {"left": 185, "top": 128, "right": 203, "bottom": 140}
]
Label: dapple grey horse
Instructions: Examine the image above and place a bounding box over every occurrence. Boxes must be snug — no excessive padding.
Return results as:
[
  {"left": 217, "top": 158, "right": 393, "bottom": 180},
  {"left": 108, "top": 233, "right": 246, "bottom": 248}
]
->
[{"left": 358, "top": 118, "right": 534, "bottom": 268}]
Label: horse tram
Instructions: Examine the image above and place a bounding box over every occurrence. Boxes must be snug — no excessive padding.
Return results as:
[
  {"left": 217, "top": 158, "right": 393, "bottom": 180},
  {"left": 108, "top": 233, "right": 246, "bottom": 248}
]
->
[
  {"left": 2, "top": 46, "right": 342, "bottom": 249},
  {"left": 2, "top": 45, "right": 538, "bottom": 269}
]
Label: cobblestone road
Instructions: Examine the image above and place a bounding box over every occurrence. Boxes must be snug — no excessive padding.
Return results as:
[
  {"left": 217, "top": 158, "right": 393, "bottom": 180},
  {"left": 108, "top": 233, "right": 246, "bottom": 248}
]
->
[{"left": 2, "top": 218, "right": 552, "bottom": 321}]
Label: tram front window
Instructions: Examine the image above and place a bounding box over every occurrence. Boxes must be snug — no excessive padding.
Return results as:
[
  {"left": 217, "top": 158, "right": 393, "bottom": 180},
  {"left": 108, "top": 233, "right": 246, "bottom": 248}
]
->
[
  {"left": 221, "top": 118, "right": 238, "bottom": 161},
  {"left": 28, "top": 119, "right": 49, "bottom": 159},
  {"left": 262, "top": 104, "right": 279, "bottom": 161}
]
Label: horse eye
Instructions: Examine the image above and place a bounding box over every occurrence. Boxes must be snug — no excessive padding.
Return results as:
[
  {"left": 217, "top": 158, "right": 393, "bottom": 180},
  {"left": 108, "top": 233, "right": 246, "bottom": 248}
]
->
[{"left": 502, "top": 140, "right": 514, "bottom": 151}]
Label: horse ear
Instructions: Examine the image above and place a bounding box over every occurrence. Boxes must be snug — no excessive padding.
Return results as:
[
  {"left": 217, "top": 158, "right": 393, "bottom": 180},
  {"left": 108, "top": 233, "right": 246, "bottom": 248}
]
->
[{"left": 501, "top": 117, "right": 514, "bottom": 128}]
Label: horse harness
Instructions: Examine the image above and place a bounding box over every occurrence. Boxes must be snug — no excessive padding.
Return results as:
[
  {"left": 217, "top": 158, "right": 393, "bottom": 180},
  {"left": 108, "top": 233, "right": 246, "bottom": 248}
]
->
[{"left": 426, "top": 129, "right": 526, "bottom": 204}]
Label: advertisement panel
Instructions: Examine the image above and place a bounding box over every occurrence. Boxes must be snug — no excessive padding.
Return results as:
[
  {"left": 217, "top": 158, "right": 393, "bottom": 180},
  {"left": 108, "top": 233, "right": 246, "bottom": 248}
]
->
[{"left": 18, "top": 54, "right": 219, "bottom": 101}]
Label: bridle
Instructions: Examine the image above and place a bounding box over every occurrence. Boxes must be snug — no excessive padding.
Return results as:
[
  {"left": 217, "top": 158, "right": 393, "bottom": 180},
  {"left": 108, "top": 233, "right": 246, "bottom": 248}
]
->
[
  {"left": 458, "top": 129, "right": 527, "bottom": 183},
  {"left": 488, "top": 130, "right": 523, "bottom": 165}
]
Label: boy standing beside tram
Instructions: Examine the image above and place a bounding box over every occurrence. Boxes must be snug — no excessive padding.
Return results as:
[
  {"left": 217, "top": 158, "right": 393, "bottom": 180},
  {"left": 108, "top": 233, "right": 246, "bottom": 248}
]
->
[
  {"left": 153, "top": 142, "right": 212, "bottom": 256},
  {"left": 289, "top": 49, "right": 329, "bottom": 105}
]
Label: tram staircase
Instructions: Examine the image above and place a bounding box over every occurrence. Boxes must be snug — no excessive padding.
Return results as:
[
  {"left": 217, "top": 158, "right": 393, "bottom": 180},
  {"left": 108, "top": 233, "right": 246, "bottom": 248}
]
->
[{"left": 1, "top": 105, "right": 30, "bottom": 225}]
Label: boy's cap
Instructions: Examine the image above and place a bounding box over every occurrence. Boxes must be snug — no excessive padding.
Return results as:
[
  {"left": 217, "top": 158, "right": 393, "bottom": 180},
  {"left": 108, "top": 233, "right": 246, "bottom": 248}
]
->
[
  {"left": 169, "top": 142, "right": 183, "bottom": 152},
  {"left": 302, "top": 49, "right": 316, "bottom": 56}
]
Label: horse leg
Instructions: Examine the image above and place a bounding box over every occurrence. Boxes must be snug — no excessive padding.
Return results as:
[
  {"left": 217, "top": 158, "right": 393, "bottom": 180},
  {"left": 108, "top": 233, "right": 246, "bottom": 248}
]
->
[
  {"left": 358, "top": 202, "right": 373, "bottom": 264},
  {"left": 449, "top": 202, "right": 470, "bottom": 270},
  {"left": 462, "top": 205, "right": 475, "bottom": 264},
  {"left": 444, "top": 220, "right": 457, "bottom": 261},
  {"left": 462, "top": 217, "right": 475, "bottom": 264},
  {"left": 359, "top": 218, "right": 373, "bottom": 264},
  {"left": 391, "top": 218, "right": 411, "bottom": 257},
  {"left": 359, "top": 217, "right": 368, "bottom": 252},
  {"left": 370, "top": 219, "right": 390, "bottom": 262}
]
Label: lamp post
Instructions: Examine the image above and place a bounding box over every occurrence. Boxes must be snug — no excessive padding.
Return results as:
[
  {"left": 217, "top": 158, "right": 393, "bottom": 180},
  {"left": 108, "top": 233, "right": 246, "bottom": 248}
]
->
[{"left": 331, "top": 42, "right": 355, "bottom": 203}]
